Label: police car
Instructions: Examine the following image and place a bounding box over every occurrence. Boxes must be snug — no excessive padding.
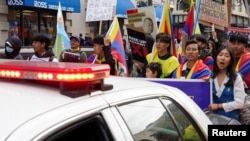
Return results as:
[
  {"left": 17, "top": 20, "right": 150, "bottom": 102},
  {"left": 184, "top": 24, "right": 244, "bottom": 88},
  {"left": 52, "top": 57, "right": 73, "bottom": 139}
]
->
[{"left": 0, "top": 60, "right": 212, "bottom": 141}]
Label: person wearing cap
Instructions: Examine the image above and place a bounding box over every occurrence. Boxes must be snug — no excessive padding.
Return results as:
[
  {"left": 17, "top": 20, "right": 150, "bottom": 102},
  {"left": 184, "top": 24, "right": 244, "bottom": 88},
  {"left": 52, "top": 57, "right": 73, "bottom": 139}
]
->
[
  {"left": 28, "top": 33, "right": 58, "bottom": 62},
  {"left": 4, "top": 36, "right": 23, "bottom": 60},
  {"left": 59, "top": 35, "right": 87, "bottom": 63}
]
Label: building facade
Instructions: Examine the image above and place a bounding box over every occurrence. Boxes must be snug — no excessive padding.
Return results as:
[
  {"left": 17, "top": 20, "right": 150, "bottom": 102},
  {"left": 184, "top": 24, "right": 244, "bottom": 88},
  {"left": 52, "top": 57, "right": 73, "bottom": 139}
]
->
[{"left": 0, "top": 0, "right": 83, "bottom": 47}]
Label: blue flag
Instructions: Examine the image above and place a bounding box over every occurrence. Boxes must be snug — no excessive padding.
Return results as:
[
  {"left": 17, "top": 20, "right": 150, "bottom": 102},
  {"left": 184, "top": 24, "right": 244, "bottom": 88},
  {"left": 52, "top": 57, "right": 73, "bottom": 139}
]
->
[{"left": 53, "top": 2, "right": 70, "bottom": 59}]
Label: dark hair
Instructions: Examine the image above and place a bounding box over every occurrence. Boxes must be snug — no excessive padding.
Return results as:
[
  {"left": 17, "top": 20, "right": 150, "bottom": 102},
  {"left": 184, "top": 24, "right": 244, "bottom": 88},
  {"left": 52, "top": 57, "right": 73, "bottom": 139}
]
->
[
  {"left": 31, "top": 33, "right": 51, "bottom": 50},
  {"left": 156, "top": 33, "right": 171, "bottom": 52},
  {"left": 185, "top": 40, "right": 201, "bottom": 52},
  {"left": 146, "top": 62, "right": 162, "bottom": 78},
  {"left": 195, "top": 34, "right": 208, "bottom": 44},
  {"left": 229, "top": 32, "right": 248, "bottom": 46},
  {"left": 145, "top": 35, "right": 155, "bottom": 54},
  {"left": 212, "top": 45, "right": 236, "bottom": 86},
  {"left": 156, "top": 33, "right": 171, "bottom": 43},
  {"left": 190, "top": 34, "right": 197, "bottom": 40},
  {"left": 93, "top": 35, "right": 104, "bottom": 45}
]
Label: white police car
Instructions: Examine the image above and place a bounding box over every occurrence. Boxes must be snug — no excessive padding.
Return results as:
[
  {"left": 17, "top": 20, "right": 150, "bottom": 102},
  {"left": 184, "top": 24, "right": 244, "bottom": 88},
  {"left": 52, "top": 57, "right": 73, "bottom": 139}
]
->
[{"left": 0, "top": 60, "right": 212, "bottom": 141}]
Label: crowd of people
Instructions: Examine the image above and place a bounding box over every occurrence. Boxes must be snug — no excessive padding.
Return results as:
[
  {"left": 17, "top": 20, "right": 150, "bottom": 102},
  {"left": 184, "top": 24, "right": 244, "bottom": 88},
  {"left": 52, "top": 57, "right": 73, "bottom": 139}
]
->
[{"left": 2, "top": 30, "right": 250, "bottom": 124}]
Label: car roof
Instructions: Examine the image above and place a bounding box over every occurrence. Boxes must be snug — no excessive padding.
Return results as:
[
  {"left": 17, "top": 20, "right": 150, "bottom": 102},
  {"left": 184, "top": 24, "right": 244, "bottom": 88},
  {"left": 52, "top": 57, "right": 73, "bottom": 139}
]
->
[{"left": 0, "top": 76, "right": 211, "bottom": 140}]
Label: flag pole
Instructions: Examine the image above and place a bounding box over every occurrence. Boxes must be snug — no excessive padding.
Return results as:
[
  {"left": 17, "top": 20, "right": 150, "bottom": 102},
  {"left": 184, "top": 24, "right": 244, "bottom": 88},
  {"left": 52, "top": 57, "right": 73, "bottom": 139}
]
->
[
  {"left": 92, "top": 55, "right": 98, "bottom": 64},
  {"left": 99, "top": 21, "right": 103, "bottom": 35}
]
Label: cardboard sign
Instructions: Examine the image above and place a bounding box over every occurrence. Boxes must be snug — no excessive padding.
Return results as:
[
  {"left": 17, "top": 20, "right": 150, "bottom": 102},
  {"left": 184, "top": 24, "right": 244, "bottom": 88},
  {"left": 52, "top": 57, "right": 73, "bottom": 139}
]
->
[
  {"left": 127, "top": 6, "right": 158, "bottom": 38},
  {"left": 86, "top": 0, "right": 116, "bottom": 21},
  {"left": 199, "top": 0, "right": 229, "bottom": 28}
]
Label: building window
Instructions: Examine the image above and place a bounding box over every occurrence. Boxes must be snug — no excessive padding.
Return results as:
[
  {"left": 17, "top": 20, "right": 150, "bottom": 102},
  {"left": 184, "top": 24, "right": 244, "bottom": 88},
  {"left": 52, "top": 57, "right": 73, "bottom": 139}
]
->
[
  {"left": 231, "top": 15, "right": 237, "bottom": 26},
  {"left": 237, "top": 16, "right": 243, "bottom": 27},
  {"left": 244, "top": 18, "right": 249, "bottom": 27},
  {"left": 173, "top": 15, "right": 186, "bottom": 24},
  {"left": 7, "top": 8, "right": 57, "bottom": 46}
]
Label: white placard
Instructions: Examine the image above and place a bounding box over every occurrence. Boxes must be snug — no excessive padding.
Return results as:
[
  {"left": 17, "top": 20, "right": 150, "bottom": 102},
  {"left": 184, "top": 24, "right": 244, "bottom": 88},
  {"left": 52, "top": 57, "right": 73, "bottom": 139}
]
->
[{"left": 86, "top": 0, "right": 117, "bottom": 22}]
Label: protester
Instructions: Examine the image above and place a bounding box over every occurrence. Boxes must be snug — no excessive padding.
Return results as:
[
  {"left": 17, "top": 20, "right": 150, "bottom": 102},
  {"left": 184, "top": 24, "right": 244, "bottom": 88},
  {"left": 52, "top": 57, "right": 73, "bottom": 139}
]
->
[
  {"left": 209, "top": 30, "right": 221, "bottom": 51},
  {"left": 4, "top": 36, "right": 23, "bottom": 60},
  {"left": 208, "top": 46, "right": 245, "bottom": 121},
  {"left": 142, "top": 33, "right": 180, "bottom": 78},
  {"left": 192, "top": 34, "right": 214, "bottom": 71},
  {"left": 28, "top": 33, "right": 58, "bottom": 62},
  {"left": 208, "top": 40, "right": 216, "bottom": 59},
  {"left": 79, "top": 33, "right": 85, "bottom": 46},
  {"left": 145, "top": 62, "right": 162, "bottom": 78},
  {"left": 59, "top": 35, "right": 87, "bottom": 63},
  {"left": 172, "top": 40, "right": 211, "bottom": 79},
  {"left": 86, "top": 35, "right": 118, "bottom": 75},
  {"left": 228, "top": 32, "right": 250, "bottom": 88}
]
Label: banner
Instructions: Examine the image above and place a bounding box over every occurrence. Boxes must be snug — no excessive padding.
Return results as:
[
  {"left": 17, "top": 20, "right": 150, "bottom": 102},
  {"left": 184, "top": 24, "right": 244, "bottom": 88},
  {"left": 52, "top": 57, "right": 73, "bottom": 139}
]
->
[{"left": 143, "top": 78, "right": 212, "bottom": 110}]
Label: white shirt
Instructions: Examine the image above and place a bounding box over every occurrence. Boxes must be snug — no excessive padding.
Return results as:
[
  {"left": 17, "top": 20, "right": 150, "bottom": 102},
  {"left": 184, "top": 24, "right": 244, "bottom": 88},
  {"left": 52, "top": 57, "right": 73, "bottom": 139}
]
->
[
  {"left": 29, "top": 54, "right": 58, "bottom": 62},
  {"left": 214, "top": 74, "right": 246, "bottom": 112}
]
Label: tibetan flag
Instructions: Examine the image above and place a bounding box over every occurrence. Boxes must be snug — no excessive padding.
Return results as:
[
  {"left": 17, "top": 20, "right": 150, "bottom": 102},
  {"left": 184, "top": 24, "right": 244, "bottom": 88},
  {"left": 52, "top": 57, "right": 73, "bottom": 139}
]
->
[
  {"left": 106, "top": 16, "right": 128, "bottom": 77},
  {"left": 236, "top": 52, "right": 250, "bottom": 88},
  {"left": 151, "top": 0, "right": 177, "bottom": 60},
  {"left": 183, "top": 0, "right": 195, "bottom": 37},
  {"left": 173, "top": 60, "right": 211, "bottom": 80},
  {"left": 184, "top": 0, "right": 201, "bottom": 37},
  {"left": 53, "top": 2, "right": 70, "bottom": 59}
]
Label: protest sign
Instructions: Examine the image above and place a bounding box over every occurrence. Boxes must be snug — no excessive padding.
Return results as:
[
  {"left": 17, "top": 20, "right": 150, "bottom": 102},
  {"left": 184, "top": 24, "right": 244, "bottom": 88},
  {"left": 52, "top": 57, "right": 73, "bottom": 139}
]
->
[
  {"left": 127, "top": 26, "right": 147, "bottom": 64},
  {"left": 127, "top": 6, "right": 158, "bottom": 38}
]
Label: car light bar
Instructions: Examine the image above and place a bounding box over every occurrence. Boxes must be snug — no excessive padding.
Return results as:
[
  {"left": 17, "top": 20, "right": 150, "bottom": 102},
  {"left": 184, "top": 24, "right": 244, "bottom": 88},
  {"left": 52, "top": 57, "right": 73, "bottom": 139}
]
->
[{"left": 0, "top": 60, "right": 110, "bottom": 82}]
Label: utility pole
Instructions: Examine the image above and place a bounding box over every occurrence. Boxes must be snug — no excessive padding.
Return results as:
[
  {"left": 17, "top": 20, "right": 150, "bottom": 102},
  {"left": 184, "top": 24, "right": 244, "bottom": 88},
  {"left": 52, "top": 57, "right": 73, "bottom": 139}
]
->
[{"left": 148, "top": 0, "right": 153, "bottom": 6}]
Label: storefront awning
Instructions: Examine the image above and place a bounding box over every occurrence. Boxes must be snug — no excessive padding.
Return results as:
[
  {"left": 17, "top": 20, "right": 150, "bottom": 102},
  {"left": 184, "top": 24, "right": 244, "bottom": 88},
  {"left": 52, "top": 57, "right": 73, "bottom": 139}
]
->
[
  {"left": 116, "top": 0, "right": 135, "bottom": 18},
  {"left": 6, "top": 0, "right": 81, "bottom": 13}
]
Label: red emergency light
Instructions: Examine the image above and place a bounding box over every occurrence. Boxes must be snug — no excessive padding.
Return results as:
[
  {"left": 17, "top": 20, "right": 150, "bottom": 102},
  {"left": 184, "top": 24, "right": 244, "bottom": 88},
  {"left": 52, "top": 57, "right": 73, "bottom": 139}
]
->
[
  {"left": 0, "top": 60, "right": 113, "bottom": 98},
  {"left": 0, "top": 60, "right": 110, "bottom": 81}
]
